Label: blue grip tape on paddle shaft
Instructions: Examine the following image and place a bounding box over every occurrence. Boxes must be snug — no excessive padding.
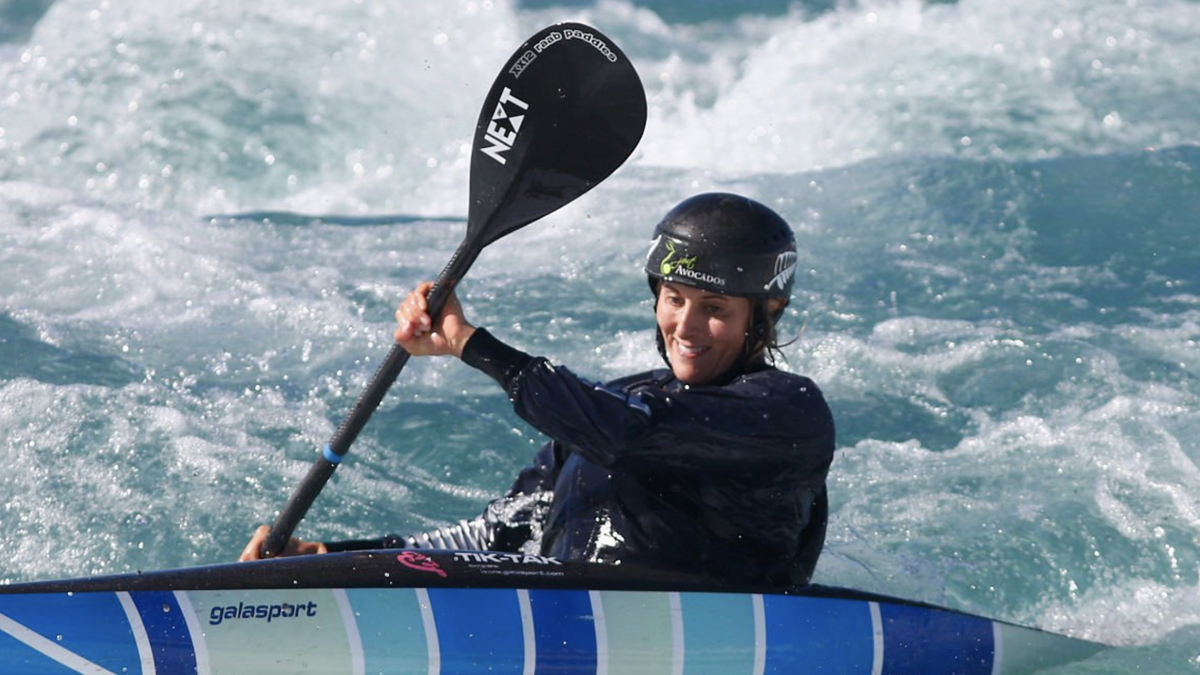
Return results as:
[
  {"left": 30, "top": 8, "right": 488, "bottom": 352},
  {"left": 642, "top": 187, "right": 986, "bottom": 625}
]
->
[{"left": 323, "top": 444, "right": 343, "bottom": 464}]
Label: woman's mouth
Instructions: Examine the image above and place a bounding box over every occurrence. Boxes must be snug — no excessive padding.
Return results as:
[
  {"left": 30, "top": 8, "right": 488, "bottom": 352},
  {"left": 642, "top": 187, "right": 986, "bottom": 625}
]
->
[{"left": 673, "top": 341, "right": 708, "bottom": 358}]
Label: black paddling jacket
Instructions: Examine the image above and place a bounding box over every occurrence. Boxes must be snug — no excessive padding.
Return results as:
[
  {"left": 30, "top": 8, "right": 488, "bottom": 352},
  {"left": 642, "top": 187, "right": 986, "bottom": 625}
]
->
[{"left": 462, "top": 328, "right": 836, "bottom": 587}]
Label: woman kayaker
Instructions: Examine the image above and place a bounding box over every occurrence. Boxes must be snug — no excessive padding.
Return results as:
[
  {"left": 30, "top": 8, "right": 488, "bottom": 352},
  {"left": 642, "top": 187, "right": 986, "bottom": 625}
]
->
[{"left": 242, "top": 192, "right": 836, "bottom": 587}]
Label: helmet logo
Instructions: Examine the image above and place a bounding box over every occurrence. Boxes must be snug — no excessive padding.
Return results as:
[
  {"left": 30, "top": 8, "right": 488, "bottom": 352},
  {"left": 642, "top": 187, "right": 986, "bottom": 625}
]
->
[
  {"left": 659, "top": 239, "right": 698, "bottom": 276},
  {"left": 767, "top": 251, "right": 797, "bottom": 292}
]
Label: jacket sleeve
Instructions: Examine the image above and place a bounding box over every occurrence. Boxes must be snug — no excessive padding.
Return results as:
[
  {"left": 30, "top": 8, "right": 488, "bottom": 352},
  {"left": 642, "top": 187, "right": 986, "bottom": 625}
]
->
[{"left": 461, "top": 329, "right": 834, "bottom": 480}]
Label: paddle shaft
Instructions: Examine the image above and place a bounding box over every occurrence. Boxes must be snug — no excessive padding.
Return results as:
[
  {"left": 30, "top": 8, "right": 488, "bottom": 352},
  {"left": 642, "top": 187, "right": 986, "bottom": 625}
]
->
[{"left": 262, "top": 242, "right": 479, "bottom": 557}]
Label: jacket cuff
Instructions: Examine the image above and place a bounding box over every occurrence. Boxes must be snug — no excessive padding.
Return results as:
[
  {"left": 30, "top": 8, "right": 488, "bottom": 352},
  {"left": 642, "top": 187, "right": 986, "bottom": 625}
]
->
[{"left": 461, "top": 328, "right": 534, "bottom": 392}]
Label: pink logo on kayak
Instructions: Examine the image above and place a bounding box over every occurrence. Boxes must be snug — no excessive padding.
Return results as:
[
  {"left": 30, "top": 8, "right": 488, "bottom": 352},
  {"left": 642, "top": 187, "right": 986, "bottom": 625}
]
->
[{"left": 397, "top": 551, "right": 448, "bottom": 578}]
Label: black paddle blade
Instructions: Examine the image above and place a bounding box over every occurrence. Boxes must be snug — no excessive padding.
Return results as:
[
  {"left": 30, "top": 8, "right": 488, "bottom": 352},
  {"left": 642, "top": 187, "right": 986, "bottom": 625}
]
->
[{"left": 468, "top": 23, "right": 647, "bottom": 246}]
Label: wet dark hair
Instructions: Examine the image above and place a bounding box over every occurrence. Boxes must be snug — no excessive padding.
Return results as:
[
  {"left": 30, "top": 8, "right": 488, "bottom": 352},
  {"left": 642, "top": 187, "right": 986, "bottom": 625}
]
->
[{"left": 748, "top": 297, "right": 789, "bottom": 365}]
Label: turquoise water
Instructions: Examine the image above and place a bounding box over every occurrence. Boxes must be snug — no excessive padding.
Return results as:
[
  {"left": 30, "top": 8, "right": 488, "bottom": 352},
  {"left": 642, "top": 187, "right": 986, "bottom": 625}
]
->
[{"left": 3, "top": 0, "right": 1200, "bottom": 670}]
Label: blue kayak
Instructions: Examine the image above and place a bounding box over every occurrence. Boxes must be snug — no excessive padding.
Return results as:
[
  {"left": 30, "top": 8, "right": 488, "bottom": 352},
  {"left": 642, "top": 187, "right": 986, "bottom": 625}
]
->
[{"left": 0, "top": 549, "right": 1105, "bottom": 675}]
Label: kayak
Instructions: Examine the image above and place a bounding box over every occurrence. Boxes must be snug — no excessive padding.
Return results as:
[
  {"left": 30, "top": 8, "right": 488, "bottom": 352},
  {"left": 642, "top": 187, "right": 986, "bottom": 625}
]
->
[{"left": 0, "top": 549, "right": 1105, "bottom": 675}]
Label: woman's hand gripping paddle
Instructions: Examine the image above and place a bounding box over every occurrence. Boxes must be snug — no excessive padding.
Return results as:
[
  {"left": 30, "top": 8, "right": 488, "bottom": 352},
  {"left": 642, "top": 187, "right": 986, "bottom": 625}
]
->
[{"left": 260, "top": 23, "right": 647, "bottom": 557}]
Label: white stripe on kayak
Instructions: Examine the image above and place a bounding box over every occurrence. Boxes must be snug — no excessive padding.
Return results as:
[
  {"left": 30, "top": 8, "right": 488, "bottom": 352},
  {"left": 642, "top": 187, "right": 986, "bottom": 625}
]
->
[
  {"left": 116, "top": 592, "right": 157, "bottom": 674},
  {"left": 333, "top": 589, "right": 365, "bottom": 675},
  {"left": 869, "top": 602, "right": 884, "bottom": 675},
  {"left": 517, "top": 589, "right": 536, "bottom": 675},
  {"left": 173, "top": 592, "right": 211, "bottom": 675},
  {"left": 751, "top": 594, "right": 766, "bottom": 675},
  {"left": 416, "top": 588, "right": 440, "bottom": 675},
  {"left": 990, "top": 622, "right": 1003, "bottom": 675},
  {"left": 0, "top": 610, "right": 120, "bottom": 675},
  {"left": 589, "top": 591, "right": 608, "bottom": 675},
  {"left": 669, "top": 592, "right": 684, "bottom": 675}
]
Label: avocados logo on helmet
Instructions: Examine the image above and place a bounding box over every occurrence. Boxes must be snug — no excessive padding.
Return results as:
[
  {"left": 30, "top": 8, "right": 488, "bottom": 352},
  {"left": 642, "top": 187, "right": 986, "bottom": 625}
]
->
[{"left": 656, "top": 239, "right": 726, "bottom": 288}]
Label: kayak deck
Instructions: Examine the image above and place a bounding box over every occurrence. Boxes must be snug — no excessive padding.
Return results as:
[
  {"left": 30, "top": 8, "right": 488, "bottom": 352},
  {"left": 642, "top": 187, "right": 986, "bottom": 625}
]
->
[{"left": 0, "top": 549, "right": 1106, "bottom": 675}]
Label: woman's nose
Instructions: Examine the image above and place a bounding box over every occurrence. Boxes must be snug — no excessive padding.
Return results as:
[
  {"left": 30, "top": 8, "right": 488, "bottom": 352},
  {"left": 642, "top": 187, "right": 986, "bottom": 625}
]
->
[{"left": 675, "top": 301, "right": 704, "bottom": 337}]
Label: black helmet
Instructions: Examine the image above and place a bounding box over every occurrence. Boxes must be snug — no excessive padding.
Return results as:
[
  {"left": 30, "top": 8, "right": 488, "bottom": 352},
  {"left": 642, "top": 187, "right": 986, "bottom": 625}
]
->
[{"left": 644, "top": 193, "right": 797, "bottom": 299}]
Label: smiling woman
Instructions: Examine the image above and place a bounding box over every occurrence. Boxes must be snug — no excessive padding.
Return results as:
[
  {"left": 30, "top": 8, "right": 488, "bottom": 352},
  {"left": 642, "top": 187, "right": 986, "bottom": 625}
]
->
[
  {"left": 393, "top": 192, "right": 834, "bottom": 587},
  {"left": 644, "top": 192, "right": 797, "bottom": 380}
]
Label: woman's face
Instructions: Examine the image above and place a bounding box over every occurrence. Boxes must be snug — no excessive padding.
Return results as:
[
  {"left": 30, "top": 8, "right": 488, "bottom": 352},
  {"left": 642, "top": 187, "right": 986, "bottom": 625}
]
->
[{"left": 655, "top": 282, "right": 754, "bottom": 385}]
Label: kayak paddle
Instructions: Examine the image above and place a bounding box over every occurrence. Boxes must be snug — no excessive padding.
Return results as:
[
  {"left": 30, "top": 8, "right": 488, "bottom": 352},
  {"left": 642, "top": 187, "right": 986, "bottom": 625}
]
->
[{"left": 261, "top": 23, "right": 647, "bottom": 557}]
